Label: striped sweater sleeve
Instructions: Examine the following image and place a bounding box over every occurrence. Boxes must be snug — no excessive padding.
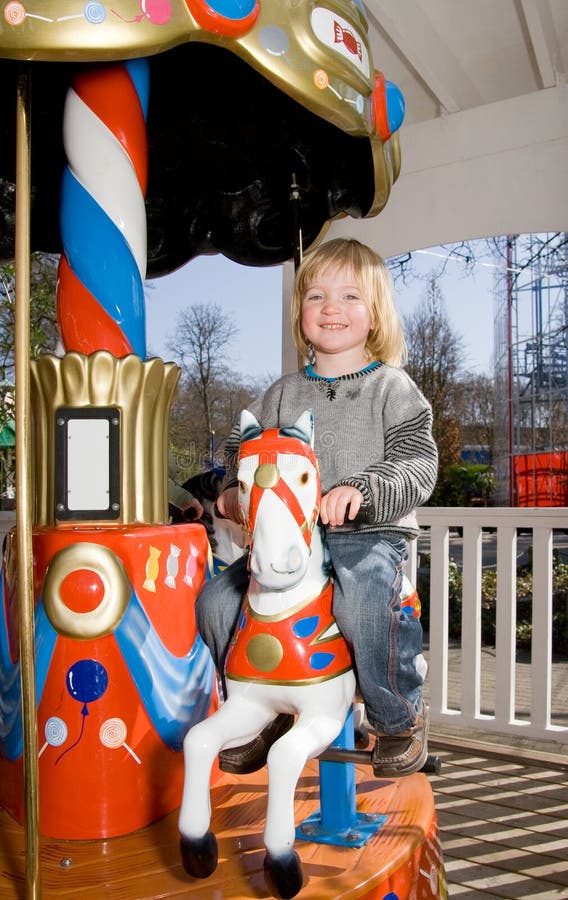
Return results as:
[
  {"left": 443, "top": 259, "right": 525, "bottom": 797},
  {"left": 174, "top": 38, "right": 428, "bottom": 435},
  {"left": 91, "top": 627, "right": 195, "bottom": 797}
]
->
[{"left": 340, "top": 375, "right": 438, "bottom": 525}]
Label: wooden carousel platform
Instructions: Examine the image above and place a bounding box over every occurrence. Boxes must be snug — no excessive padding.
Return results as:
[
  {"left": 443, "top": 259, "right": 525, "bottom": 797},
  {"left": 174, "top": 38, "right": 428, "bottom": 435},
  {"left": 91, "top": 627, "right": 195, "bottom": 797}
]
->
[{"left": 0, "top": 760, "right": 444, "bottom": 899}]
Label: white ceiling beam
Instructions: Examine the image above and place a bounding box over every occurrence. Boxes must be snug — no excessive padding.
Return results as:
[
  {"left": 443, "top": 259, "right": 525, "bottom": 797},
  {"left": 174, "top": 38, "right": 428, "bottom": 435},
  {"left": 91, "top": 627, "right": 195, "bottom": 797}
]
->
[
  {"left": 365, "top": 0, "right": 482, "bottom": 114},
  {"left": 519, "top": 0, "right": 561, "bottom": 87},
  {"left": 326, "top": 86, "right": 568, "bottom": 259}
]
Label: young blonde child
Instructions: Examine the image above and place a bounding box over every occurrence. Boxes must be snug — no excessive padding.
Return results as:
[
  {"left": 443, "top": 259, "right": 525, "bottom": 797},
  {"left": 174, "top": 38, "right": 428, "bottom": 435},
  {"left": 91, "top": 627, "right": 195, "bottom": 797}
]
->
[{"left": 196, "top": 237, "right": 438, "bottom": 776}]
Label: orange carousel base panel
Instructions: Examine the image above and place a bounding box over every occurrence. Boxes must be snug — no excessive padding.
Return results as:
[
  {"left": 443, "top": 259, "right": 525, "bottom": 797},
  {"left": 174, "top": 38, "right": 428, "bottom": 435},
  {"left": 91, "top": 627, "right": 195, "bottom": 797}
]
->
[
  {"left": 0, "top": 522, "right": 216, "bottom": 840},
  {"left": 0, "top": 760, "right": 446, "bottom": 899}
]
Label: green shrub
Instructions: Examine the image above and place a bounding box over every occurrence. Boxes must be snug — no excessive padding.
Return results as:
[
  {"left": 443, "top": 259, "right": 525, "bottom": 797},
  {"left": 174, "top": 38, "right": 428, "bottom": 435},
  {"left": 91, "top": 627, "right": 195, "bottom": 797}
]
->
[
  {"left": 427, "top": 463, "right": 495, "bottom": 507},
  {"left": 417, "top": 549, "right": 568, "bottom": 654}
]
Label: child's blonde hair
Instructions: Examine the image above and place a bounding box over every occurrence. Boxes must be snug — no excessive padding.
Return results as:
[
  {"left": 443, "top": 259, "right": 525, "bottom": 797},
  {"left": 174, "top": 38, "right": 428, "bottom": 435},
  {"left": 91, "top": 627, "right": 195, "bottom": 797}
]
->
[{"left": 291, "top": 238, "right": 407, "bottom": 367}]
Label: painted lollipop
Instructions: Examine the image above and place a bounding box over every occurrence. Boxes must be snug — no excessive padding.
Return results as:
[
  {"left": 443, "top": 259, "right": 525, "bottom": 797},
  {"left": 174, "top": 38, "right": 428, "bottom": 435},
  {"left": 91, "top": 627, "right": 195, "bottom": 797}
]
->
[
  {"left": 38, "top": 716, "right": 68, "bottom": 757},
  {"left": 100, "top": 717, "right": 141, "bottom": 764},
  {"left": 57, "top": 59, "right": 149, "bottom": 358}
]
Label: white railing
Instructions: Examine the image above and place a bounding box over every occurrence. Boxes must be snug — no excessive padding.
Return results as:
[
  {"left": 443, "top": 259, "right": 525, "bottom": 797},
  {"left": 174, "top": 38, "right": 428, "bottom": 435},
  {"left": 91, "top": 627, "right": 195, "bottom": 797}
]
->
[
  {"left": 411, "top": 507, "right": 568, "bottom": 745},
  {"left": 3, "top": 508, "right": 566, "bottom": 746}
]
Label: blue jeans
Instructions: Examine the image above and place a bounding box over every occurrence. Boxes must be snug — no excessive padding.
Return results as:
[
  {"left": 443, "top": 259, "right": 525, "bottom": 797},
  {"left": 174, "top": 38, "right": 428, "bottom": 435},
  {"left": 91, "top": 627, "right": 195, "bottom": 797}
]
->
[{"left": 195, "top": 531, "right": 424, "bottom": 735}]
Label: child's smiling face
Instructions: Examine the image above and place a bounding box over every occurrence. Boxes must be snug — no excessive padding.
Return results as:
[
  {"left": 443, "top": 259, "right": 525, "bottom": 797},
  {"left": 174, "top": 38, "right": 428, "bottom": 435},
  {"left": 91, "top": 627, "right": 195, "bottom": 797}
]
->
[{"left": 301, "top": 264, "right": 375, "bottom": 362}]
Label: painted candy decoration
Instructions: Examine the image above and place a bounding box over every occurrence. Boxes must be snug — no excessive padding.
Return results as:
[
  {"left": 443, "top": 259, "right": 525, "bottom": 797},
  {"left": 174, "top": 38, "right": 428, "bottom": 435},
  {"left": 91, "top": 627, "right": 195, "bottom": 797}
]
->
[
  {"left": 99, "top": 716, "right": 141, "bottom": 763},
  {"left": 165, "top": 543, "right": 180, "bottom": 588},
  {"left": 334, "top": 20, "right": 362, "bottom": 61},
  {"left": 57, "top": 59, "right": 149, "bottom": 358},
  {"left": 143, "top": 545, "right": 161, "bottom": 592},
  {"left": 38, "top": 716, "right": 68, "bottom": 757}
]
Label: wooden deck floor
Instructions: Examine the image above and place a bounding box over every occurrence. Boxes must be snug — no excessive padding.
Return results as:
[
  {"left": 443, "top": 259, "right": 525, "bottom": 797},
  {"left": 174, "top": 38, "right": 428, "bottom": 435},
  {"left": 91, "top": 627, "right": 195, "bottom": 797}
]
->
[
  {"left": 428, "top": 735, "right": 568, "bottom": 899},
  {"left": 1, "top": 736, "right": 566, "bottom": 899}
]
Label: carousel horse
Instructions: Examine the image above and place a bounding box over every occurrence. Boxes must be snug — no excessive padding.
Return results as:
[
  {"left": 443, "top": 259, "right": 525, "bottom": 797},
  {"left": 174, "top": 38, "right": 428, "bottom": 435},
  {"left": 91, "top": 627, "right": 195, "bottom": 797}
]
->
[{"left": 178, "top": 409, "right": 356, "bottom": 899}]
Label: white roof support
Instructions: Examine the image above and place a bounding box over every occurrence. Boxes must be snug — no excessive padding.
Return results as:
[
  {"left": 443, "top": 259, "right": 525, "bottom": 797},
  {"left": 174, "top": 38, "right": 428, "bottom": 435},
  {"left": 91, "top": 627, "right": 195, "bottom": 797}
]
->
[
  {"left": 519, "top": 0, "right": 562, "bottom": 88},
  {"left": 364, "top": 0, "right": 482, "bottom": 113}
]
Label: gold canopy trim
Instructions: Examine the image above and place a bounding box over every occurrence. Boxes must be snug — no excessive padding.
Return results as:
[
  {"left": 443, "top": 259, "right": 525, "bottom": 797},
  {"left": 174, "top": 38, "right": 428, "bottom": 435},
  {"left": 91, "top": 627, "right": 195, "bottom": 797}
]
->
[{"left": 0, "top": 1, "right": 384, "bottom": 140}]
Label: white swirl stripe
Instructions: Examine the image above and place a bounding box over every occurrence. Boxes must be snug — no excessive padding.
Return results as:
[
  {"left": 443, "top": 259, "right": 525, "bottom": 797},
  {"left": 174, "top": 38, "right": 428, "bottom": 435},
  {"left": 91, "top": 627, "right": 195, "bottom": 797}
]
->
[{"left": 63, "top": 89, "right": 147, "bottom": 279}]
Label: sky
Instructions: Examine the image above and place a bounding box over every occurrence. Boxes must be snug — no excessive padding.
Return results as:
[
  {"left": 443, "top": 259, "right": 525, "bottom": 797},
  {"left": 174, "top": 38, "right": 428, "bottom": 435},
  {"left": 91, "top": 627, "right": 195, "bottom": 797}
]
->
[
  {"left": 144, "top": 240, "right": 499, "bottom": 381},
  {"left": 145, "top": 255, "right": 284, "bottom": 382},
  {"left": 395, "top": 245, "right": 497, "bottom": 375}
]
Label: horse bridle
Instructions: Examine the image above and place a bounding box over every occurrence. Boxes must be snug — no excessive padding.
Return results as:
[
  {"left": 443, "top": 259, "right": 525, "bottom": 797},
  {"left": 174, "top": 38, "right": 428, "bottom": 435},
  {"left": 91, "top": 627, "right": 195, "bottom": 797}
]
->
[{"left": 239, "top": 430, "right": 320, "bottom": 549}]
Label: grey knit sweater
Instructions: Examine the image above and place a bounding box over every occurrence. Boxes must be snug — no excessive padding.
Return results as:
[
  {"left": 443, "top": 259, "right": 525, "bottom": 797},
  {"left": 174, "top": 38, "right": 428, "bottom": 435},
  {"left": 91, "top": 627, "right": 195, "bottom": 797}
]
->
[{"left": 223, "top": 364, "right": 438, "bottom": 539}]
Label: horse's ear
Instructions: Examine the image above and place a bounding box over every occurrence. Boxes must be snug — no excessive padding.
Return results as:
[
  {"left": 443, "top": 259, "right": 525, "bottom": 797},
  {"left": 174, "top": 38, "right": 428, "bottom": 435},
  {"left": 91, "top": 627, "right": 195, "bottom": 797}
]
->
[
  {"left": 240, "top": 409, "right": 261, "bottom": 440},
  {"left": 292, "top": 410, "right": 315, "bottom": 448}
]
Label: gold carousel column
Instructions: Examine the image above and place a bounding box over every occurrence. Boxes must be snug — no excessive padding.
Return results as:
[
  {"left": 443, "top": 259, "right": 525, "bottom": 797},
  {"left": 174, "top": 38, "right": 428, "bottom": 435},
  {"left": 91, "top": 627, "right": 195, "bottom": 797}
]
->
[{"left": 15, "top": 66, "right": 41, "bottom": 900}]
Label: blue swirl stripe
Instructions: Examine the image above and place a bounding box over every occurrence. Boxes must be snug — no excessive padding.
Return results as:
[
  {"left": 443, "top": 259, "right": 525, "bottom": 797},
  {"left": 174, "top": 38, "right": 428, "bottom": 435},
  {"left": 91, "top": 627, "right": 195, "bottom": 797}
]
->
[
  {"left": 125, "top": 58, "right": 150, "bottom": 120},
  {"left": 0, "top": 601, "right": 58, "bottom": 760},
  {"left": 60, "top": 169, "right": 146, "bottom": 357}
]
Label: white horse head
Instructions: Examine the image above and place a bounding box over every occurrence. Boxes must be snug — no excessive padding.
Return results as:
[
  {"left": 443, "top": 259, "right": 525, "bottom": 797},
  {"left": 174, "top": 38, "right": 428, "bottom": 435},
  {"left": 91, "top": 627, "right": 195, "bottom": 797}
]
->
[{"left": 238, "top": 409, "right": 326, "bottom": 596}]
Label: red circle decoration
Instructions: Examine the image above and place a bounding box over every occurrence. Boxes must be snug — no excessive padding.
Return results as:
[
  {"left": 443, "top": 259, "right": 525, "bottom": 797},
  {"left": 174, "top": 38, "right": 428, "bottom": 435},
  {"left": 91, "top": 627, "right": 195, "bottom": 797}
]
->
[{"left": 59, "top": 568, "right": 105, "bottom": 614}]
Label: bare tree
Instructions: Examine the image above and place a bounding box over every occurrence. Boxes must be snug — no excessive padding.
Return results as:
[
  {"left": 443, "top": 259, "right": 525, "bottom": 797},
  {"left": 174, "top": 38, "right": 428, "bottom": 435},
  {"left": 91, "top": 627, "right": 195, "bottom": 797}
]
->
[
  {"left": 458, "top": 373, "right": 496, "bottom": 459},
  {"left": 166, "top": 302, "right": 237, "bottom": 447},
  {"left": 403, "top": 275, "right": 465, "bottom": 468},
  {"left": 165, "top": 303, "right": 276, "bottom": 474},
  {"left": 487, "top": 232, "right": 568, "bottom": 289},
  {"left": 169, "top": 371, "right": 264, "bottom": 475},
  {"left": 0, "top": 254, "right": 59, "bottom": 371},
  {"left": 389, "top": 233, "right": 567, "bottom": 293},
  {"left": 388, "top": 240, "right": 478, "bottom": 286}
]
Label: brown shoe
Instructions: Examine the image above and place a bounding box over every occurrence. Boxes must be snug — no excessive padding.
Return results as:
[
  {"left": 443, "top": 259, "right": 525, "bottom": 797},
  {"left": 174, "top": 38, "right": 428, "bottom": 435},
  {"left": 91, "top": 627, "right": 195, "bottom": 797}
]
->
[
  {"left": 371, "top": 704, "right": 429, "bottom": 777},
  {"left": 218, "top": 714, "right": 295, "bottom": 774}
]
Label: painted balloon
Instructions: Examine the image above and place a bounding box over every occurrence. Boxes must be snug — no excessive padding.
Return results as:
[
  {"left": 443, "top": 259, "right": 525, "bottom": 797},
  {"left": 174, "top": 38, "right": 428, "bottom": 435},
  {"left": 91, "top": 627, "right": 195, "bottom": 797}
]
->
[
  {"left": 66, "top": 658, "right": 109, "bottom": 707},
  {"left": 55, "top": 659, "right": 109, "bottom": 764}
]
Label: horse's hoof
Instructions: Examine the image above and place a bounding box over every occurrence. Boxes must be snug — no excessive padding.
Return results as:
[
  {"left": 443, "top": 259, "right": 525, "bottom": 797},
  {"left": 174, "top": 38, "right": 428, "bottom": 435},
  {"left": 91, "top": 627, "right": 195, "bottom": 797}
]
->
[
  {"left": 263, "top": 849, "right": 304, "bottom": 899},
  {"left": 422, "top": 753, "right": 442, "bottom": 775},
  {"left": 180, "top": 831, "right": 218, "bottom": 879}
]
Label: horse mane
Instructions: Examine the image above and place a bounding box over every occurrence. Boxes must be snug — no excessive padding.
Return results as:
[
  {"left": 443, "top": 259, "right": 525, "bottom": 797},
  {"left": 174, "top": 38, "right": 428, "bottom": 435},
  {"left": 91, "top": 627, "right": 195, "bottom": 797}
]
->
[{"left": 182, "top": 467, "right": 225, "bottom": 504}]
